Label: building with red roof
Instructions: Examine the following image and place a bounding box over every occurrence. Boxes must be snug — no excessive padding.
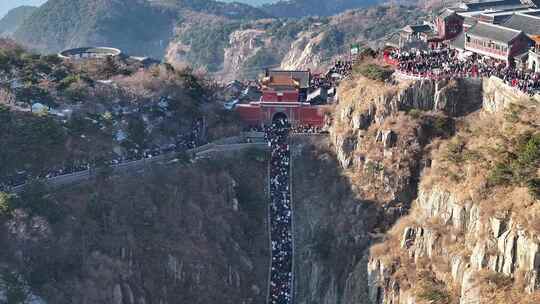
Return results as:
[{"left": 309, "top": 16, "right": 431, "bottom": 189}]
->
[{"left": 236, "top": 70, "right": 328, "bottom": 127}]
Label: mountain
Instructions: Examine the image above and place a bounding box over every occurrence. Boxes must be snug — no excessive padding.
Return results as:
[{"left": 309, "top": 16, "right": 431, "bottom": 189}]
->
[
  {"left": 12, "top": 0, "right": 268, "bottom": 57},
  {"left": 166, "top": 5, "right": 424, "bottom": 80},
  {"left": 0, "top": 6, "right": 37, "bottom": 37},
  {"left": 0, "top": 0, "right": 45, "bottom": 19},
  {"left": 150, "top": 0, "right": 269, "bottom": 19},
  {"left": 262, "top": 0, "right": 380, "bottom": 17},
  {"left": 222, "top": 0, "right": 277, "bottom": 5},
  {"left": 13, "top": 0, "right": 175, "bottom": 57}
]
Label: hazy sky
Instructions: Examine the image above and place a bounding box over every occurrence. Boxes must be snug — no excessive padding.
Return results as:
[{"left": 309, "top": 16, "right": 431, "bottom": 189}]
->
[
  {"left": 0, "top": 0, "right": 47, "bottom": 18},
  {"left": 0, "top": 0, "right": 279, "bottom": 19},
  {"left": 222, "top": 0, "right": 277, "bottom": 5}
]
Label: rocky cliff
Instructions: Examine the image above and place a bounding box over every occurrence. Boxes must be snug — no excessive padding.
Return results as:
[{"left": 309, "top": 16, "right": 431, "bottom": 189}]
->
[
  {"left": 289, "top": 73, "right": 480, "bottom": 304},
  {"left": 279, "top": 31, "right": 327, "bottom": 71},
  {"left": 368, "top": 184, "right": 540, "bottom": 304},
  {"left": 321, "top": 72, "right": 539, "bottom": 304},
  {"left": 292, "top": 137, "right": 376, "bottom": 304},
  {"left": 330, "top": 75, "right": 481, "bottom": 209},
  {"left": 0, "top": 156, "right": 269, "bottom": 304},
  {"left": 166, "top": 19, "right": 327, "bottom": 81},
  {"left": 482, "top": 76, "right": 540, "bottom": 113},
  {"left": 366, "top": 91, "right": 540, "bottom": 303}
]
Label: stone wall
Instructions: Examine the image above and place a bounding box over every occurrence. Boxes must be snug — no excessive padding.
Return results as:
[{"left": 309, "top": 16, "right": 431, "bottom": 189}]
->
[{"left": 481, "top": 76, "right": 538, "bottom": 113}]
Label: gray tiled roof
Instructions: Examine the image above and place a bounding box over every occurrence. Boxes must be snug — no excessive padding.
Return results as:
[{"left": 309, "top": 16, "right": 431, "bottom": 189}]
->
[
  {"left": 439, "top": 9, "right": 457, "bottom": 19},
  {"left": 503, "top": 14, "right": 540, "bottom": 35},
  {"left": 480, "top": 12, "right": 514, "bottom": 24},
  {"left": 385, "top": 32, "right": 401, "bottom": 48},
  {"left": 463, "top": 15, "right": 479, "bottom": 26},
  {"left": 466, "top": 22, "right": 523, "bottom": 43},
  {"left": 463, "top": 0, "right": 531, "bottom": 12}
]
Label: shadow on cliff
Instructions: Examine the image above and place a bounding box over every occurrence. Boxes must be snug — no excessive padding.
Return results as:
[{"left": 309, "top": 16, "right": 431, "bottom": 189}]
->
[{"left": 292, "top": 136, "right": 382, "bottom": 304}]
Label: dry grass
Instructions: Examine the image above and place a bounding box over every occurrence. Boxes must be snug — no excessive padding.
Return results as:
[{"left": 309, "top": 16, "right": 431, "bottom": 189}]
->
[
  {"left": 337, "top": 74, "right": 400, "bottom": 116},
  {"left": 421, "top": 101, "right": 540, "bottom": 233},
  {"left": 474, "top": 270, "right": 540, "bottom": 304},
  {"left": 413, "top": 270, "right": 455, "bottom": 304}
]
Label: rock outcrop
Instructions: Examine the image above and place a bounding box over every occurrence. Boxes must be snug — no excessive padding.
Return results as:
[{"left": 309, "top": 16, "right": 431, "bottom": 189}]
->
[
  {"left": 322, "top": 73, "right": 539, "bottom": 304},
  {"left": 388, "top": 77, "right": 483, "bottom": 117},
  {"left": 222, "top": 29, "right": 267, "bottom": 81},
  {"left": 482, "top": 76, "right": 540, "bottom": 113},
  {"left": 292, "top": 137, "right": 377, "bottom": 304},
  {"left": 368, "top": 187, "right": 540, "bottom": 304},
  {"left": 329, "top": 76, "right": 480, "bottom": 211},
  {"left": 365, "top": 90, "right": 540, "bottom": 304},
  {"left": 280, "top": 31, "right": 326, "bottom": 71},
  {"left": 293, "top": 74, "right": 472, "bottom": 304}
]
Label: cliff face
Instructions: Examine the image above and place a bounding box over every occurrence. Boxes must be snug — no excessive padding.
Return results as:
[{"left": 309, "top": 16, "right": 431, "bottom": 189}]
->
[
  {"left": 362, "top": 77, "right": 540, "bottom": 304},
  {"left": 330, "top": 76, "right": 481, "bottom": 212},
  {"left": 322, "top": 72, "right": 539, "bottom": 304},
  {"left": 222, "top": 29, "right": 269, "bottom": 81},
  {"left": 0, "top": 157, "right": 269, "bottom": 304},
  {"left": 292, "top": 137, "right": 376, "bottom": 304},
  {"left": 279, "top": 31, "right": 326, "bottom": 71},
  {"left": 368, "top": 186, "right": 540, "bottom": 304},
  {"left": 289, "top": 74, "right": 481, "bottom": 304},
  {"left": 482, "top": 76, "right": 540, "bottom": 113},
  {"left": 166, "top": 23, "right": 326, "bottom": 81}
]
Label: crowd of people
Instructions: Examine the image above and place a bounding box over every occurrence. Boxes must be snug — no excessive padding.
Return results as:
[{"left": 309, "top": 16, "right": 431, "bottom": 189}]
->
[
  {"left": 0, "top": 119, "right": 204, "bottom": 192},
  {"left": 245, "top": 123, "right": 324, "bottom": 135},
  {"left": 392, "top": 48, "right": 540, "bottom": 95},
  {"left": 310, "top": 59, "right": 354, "bottom": 92},
  {"left": 328, "top": 60, "right": 354, "bottom": 78},
  {"left": 289, "top": 124, "right": 325, "bottom": 134},
  {"left": 265, "top": 119, "right": 294, "bottom": 304}
]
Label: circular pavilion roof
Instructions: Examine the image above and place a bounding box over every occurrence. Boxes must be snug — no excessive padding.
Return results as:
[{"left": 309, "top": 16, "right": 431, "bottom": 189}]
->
[{"left": 58, "top": 47, "right": 122, "bottom": 60}]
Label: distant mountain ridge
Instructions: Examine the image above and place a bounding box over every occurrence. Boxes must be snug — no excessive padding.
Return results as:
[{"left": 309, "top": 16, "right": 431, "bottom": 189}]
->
[
  {"left": 10, "top": 0, "right": 388, "bottom": 58},
  {"left": 261, "top": 0, "right": 380, "bottom": 17},
  {"left": 8, "top": 0, "right": 408, "bottom": 77},
  {"left": 12, "top": 0, "right": 268, "bottom": 57},
  {"left": 13, "top": 0, "right": 173, "bottom": 57},
  {"left": 0, "top": 6, "right": 37, "bottom": 37}
]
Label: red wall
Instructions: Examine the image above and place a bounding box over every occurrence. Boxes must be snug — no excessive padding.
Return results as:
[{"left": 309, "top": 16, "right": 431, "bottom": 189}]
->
[
  {"left": 236, "top": 104, "right": 327, "bottom": 127},
  {"left": 293, "top": 106, "right": 327, "bottom": 127},
  {"left": 436, "top": 15, "right": 463, "bottom": 40},
  {"left": 236, "top": 105, "right": 262, "bottom": 125},
  {"left": 262, "top": 91, "right": 299, "bottom": 102}
]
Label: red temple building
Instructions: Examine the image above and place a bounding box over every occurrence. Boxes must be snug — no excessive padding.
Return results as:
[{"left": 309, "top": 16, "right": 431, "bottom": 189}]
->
[
  {"left": 435, "top": 10, "right": 465, "bottom": 41},
  {"left": 464, "top": 22, "right": 533, "bottom": 62},
  {"left": 236, "top": 70, "right": 328, "bottom": 127}
]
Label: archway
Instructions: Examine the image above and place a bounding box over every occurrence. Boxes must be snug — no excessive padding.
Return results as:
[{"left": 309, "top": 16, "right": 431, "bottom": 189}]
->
[{"left": 272, "top": 112, "right": 288, "bottom": 124}]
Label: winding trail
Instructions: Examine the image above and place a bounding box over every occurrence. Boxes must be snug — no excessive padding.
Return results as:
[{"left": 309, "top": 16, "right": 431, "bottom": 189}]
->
[{"left": 8, "top": 134, "right": 268, "bottom": 194}]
